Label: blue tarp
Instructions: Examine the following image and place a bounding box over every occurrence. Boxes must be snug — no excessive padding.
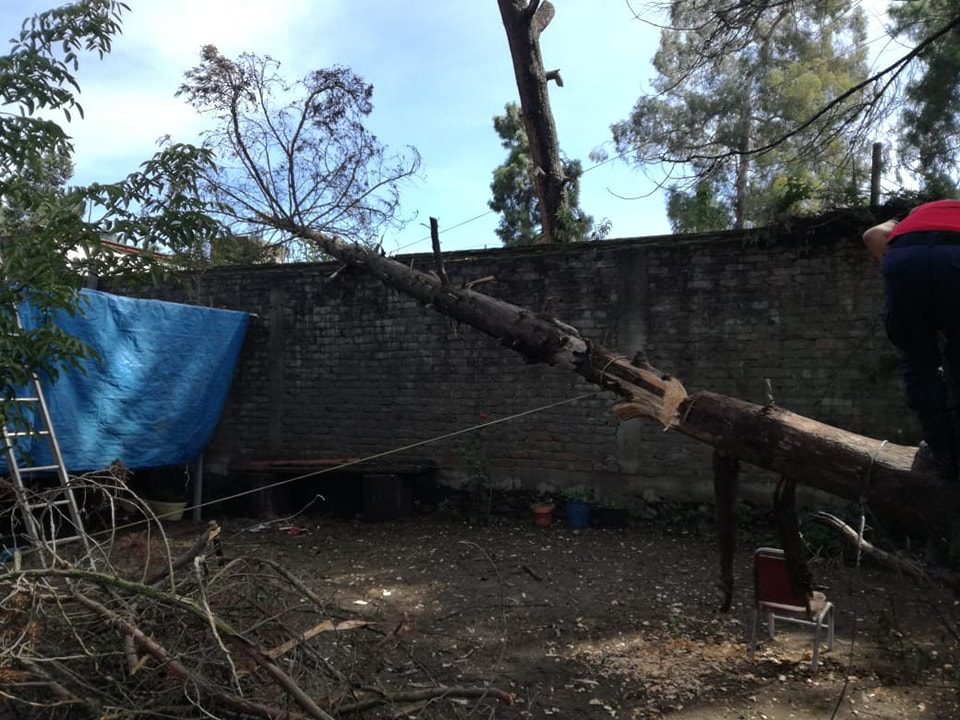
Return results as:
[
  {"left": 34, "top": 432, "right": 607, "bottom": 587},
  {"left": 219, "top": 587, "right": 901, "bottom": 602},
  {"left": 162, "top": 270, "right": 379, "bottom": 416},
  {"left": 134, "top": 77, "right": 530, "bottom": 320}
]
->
[{"left": 3, "top": 289, "right": 248, "bottom": 472}]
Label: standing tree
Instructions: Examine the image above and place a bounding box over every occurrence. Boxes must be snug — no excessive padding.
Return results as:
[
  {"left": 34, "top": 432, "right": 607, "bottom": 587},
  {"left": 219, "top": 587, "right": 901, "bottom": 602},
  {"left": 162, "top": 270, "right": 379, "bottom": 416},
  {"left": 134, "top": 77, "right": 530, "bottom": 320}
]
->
[
  {"left": 891, "top": 0, "right": 960, "bottom": 196},
  {"left": 1, "top": 0, "right": 220, "bottom": 409},
  {"left": 496, "top": 0, "right": 587, "bottom": 245},
  {"left": 613, "top": 0, "right": 871, "bottom": 231},
  {"left": 489, "top": 102, "right": 598, "bottom": 246},
  {"left": 177, "top": 46, "right": 420, "bottom": 258}
]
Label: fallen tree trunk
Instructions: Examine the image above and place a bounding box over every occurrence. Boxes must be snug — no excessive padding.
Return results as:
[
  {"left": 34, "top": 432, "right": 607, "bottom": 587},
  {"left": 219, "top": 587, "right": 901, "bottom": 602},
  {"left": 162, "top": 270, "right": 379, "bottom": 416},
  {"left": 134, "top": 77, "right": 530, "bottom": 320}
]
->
[
  {"left": 672, "top": 392, "right": 959, "bottom": 536},
  {"left": 285, "top": 223, "right": 958, "bottom": 538}
]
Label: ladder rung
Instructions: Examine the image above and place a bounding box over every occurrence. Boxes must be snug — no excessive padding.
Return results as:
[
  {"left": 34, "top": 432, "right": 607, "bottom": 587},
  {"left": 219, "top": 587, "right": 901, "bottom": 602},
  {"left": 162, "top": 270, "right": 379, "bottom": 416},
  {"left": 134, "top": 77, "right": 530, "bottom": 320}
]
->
[
  {"left": 6, "top": 430, "right": 50, "bottom": 437},
  {"left": 26, "top": 499, "right": 72, "bottom": 511},
  {"left": 13, "top": 396, "right": 40, "bottom": 402},
  {"left": 18, "top": 465, "right": 60, "bottom": 473}
]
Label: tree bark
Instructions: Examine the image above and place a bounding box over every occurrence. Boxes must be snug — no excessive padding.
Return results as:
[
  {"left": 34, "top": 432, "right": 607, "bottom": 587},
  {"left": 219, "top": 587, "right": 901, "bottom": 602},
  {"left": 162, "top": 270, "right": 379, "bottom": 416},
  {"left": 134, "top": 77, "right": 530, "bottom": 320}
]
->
[
  {"left": 496, "top": 0, "right": 568, "bottom": 244},
  {"left": 284, "top": 222, "right": 959, "bottom": 539}
]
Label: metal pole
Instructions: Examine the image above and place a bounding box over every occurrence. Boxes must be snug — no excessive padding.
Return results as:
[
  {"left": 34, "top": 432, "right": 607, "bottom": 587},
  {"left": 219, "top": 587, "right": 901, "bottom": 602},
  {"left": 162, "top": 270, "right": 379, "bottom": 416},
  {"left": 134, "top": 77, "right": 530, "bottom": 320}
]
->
[{"left": 192, "top": 453, "right": 203, "bottom": 523}]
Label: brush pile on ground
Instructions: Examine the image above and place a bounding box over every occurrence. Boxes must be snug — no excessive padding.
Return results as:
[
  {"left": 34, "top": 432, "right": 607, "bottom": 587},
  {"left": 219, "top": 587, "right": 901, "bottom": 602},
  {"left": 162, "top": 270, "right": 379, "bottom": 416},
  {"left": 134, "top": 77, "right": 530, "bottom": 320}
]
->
[{"left": 0, "top": 474, "right": 512, "bottom": 719}]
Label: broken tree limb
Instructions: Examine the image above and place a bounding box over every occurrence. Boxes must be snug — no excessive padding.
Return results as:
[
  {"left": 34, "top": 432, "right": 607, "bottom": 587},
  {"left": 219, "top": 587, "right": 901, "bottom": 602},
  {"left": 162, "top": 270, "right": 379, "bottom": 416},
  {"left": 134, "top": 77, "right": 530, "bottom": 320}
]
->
[
  {"left": 265, "top": 619, "right": 371, "bottom": 661},
  {"left": 280, "top": 223, "right": 959, "bottom": 539},
  {"left": 810, "top": 511, "right": 960, "bottom": 590},
  {"left": 139, "top": 520, "right": 221, "bottom": 586},
  {"left": 773, "top": 476, "right": 814, "bottom": 597},
  {"left": 496, "top": 0, "right": 568, "bottom": 244},
  {"left": 678, "top": 391, "right": 960, "bottom": 537},
  {"left": 285, "top": 224, "right": 687, "bottom": 427},
  {"left": 335, "top": 685, "right": 514, "bottom": 715},
  {"left": 297, "top": 226, "right": 954, "bottom": 533}
]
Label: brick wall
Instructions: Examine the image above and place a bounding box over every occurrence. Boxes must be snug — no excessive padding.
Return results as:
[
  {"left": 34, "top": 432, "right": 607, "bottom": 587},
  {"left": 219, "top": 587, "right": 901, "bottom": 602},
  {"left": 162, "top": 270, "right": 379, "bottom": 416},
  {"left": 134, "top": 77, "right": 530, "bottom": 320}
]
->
[{"left": 137, "top": 216, "right": 910, "bottom": 504}]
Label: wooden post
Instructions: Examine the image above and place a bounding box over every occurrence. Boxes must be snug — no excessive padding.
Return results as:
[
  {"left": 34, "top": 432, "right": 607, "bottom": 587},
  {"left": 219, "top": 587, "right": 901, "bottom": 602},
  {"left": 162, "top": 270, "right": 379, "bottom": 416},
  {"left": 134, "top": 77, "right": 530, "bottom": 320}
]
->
[{"left": 429, "top": 217, "right": 449, "bottom": 286}]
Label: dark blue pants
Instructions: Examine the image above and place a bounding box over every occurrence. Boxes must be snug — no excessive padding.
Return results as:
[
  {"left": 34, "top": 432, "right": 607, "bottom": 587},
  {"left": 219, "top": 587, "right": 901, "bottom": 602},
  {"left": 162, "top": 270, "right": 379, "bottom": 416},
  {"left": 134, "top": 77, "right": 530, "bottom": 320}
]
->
[{"left": 883, "top": 233, "right": 960, "bottom": 465}]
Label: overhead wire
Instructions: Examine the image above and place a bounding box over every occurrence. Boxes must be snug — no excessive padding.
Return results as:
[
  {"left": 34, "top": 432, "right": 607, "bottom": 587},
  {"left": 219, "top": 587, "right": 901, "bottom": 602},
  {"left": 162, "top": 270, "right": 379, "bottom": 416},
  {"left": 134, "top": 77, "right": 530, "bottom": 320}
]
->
[
  {"left": 65, "top": 390, "right": 605, "bottom": 544},
  {"left": 388, "top": 7, "right": 910, "bottom": 256}
]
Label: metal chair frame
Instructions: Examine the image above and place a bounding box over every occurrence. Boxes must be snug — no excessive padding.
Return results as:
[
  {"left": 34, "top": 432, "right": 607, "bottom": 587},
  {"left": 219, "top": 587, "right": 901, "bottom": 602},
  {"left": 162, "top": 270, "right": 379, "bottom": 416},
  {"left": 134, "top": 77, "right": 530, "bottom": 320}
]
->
[{"left": 748, "top": 547, "right": 835, "bottom": 671}]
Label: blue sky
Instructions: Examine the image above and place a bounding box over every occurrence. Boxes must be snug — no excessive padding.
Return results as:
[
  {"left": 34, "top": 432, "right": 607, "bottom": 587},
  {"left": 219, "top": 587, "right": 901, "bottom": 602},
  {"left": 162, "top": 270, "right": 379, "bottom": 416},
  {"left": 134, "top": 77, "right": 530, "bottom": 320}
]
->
[{"left": 5, "top": 1, "right": 894, "bottom": 254}]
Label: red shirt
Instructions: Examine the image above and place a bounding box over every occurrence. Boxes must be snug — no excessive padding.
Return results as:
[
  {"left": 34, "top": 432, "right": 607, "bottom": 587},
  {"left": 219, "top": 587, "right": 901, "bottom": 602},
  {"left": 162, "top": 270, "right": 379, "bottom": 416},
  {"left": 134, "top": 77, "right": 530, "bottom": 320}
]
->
[{"left": 888, "top": 200, "right": 960, "bottom": 241}]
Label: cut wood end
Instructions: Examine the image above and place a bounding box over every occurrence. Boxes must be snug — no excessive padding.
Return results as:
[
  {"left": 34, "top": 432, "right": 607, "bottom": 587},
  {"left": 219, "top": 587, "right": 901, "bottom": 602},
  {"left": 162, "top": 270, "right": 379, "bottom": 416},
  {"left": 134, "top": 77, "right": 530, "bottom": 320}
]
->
[{"left": 612, "top": 377, "right": 688, "bottom": 428}]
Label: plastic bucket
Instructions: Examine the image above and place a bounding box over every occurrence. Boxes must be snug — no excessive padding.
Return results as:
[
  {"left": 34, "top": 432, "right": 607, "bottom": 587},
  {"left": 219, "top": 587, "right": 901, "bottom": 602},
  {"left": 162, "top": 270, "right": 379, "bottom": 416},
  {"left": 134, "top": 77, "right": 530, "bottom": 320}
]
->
[
  {"left": 565, "top": 500, "right": 591, "bottom": 529},
  {"left": 531, "top": 505, "right": 554, "bottom": 528}
]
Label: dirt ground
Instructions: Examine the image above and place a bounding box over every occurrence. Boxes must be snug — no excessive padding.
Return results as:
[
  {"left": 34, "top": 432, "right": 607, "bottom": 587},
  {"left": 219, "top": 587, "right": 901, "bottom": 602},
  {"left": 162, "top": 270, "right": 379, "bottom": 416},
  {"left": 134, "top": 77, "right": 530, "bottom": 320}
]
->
[{"left": 169, "top": 505, "right": 959, "bottom": 719}]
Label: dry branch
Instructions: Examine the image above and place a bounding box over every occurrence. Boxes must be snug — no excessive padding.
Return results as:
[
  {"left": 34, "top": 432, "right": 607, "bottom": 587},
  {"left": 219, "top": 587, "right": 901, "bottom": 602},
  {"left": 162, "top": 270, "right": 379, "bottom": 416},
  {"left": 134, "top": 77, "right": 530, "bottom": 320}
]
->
[
  {"left": 73, "top": 590, "right": 303, "bottom": 720},
  {"left": 265, "top": 619, "right": 371, "bottom": 661},
  {"left": 140, "top": 519, "right": 221, "bottom": 586},
  {"left": 336, "top": 684, "right": 514, "bottom": 714},
  {"left": 810, "top": 511, "right": 960, "bottom": 590},
  {"left": 2, "top": 484, "right": 505, "bottom": 720}
]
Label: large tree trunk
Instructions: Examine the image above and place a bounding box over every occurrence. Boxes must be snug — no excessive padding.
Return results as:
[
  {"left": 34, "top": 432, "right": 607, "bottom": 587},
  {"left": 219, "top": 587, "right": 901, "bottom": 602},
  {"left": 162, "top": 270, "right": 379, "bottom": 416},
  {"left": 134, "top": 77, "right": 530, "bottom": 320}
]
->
[
  {"left": 496, "top": 0, "right": 568, "bottom": 244},
  {"left": 286, "top": 222, "right": 958, "bottom": 539}
]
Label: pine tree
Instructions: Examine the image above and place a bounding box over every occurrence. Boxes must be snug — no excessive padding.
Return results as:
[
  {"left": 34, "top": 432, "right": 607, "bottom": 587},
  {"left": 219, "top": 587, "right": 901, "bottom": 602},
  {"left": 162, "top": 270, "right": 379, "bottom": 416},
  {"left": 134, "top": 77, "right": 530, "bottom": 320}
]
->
[
  {"left": 488, "top": 102, "right": 598, "bottom": 246},
  {"left": 891, "top": 0, "right": 960, "bottom": 196},
  {"left": 613, "top": 0, "right": 871, "bottom": 231}
]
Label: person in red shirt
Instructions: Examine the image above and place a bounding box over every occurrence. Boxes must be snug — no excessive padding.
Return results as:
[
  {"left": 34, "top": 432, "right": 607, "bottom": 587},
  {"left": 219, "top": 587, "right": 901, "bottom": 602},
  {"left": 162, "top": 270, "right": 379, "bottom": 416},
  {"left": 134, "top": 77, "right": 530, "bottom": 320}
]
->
[{"left": 863, "top": 200, "right": 960, "bottom": 481}]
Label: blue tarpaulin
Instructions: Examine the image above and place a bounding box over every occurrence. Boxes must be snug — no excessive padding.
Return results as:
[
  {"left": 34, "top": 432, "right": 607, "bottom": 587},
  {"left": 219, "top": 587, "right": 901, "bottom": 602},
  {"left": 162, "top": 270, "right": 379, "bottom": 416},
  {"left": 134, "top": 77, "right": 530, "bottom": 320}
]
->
[{"left": 3, "top": 289, "right": 248, "bottom": 472}]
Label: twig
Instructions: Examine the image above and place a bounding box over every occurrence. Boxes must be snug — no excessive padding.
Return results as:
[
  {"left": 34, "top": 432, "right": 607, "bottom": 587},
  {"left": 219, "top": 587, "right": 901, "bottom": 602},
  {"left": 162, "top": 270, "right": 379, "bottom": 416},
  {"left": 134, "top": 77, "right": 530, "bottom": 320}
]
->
[
  {"left": 457, "top": 540, "right": 507, "bottom": 669},
  {"left": 465, "top": 275, "right": 495, "bottom": 290},
  {"left": 141, "top": 521, "right": 221, "bottom": 587},
  {"left": 71, "top": 590, "right": 305, "bottom": 720},
  {"left": 193, "top": 555, "right": 242, "bottom": 695},
  {"left": 520, "top": 564, "right": 543, "bottom": 582},
  {"left": 265, "top": 619, "right": 371, "bottom": 661},
  {"left": 336, "top": 685, "right": 514, "bottom": 714}
]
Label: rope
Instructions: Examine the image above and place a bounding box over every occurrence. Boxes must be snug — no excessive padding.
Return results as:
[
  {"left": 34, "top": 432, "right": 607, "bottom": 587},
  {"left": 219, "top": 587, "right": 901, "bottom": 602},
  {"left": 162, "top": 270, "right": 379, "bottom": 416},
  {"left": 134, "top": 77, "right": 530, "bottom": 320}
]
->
[
  {"left": 857, "top": 439, "right": 887, "bottom": 568},
  {"left": 70, "top": 390, "right": 603, "bottom": 544},
  {"left": 597, "top": 354, "right": 626, "bottom": 389},
  {"left": 829, "top": 437, "right": 888, "bottom": 720}
]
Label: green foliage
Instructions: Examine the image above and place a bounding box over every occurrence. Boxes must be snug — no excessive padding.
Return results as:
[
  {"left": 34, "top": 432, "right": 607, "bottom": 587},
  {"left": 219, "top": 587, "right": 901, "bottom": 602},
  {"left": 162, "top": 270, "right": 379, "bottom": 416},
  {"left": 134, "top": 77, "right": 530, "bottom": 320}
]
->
[
  {"left": 613, "top": 0, "right": 872, "bottom": 231},
  {"left": 890, "top": 0, "right": 960, "bottom": 196},
  {"left": 1, "top": 2, "right": 221, "bottom": 415},
  {"left": 563, "top": 485, "right": 594, "bottom": 502},
  {"left": 488, "top": 102, "right": 603, "bottom": 246},
  {"left": 208, "top": 233, "right": 284, "bottom": 266},
  {"left": 666, "top": 178, "right": 732, "bottom": 233}
]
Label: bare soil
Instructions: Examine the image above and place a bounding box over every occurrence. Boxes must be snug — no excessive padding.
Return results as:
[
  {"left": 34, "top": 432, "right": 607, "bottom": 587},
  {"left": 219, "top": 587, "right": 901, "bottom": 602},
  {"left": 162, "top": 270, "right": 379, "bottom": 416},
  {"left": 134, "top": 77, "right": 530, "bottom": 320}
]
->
[{"left": 179, "top": 508, "right": 960, "bottom": 719}]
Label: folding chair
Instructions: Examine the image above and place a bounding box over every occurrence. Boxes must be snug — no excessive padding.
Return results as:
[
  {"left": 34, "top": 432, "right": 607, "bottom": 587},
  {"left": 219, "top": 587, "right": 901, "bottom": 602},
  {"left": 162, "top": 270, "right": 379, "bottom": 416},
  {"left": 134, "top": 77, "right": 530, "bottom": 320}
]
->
[{"left": 748, "top": 547, "right": 835, "bottom": 671}]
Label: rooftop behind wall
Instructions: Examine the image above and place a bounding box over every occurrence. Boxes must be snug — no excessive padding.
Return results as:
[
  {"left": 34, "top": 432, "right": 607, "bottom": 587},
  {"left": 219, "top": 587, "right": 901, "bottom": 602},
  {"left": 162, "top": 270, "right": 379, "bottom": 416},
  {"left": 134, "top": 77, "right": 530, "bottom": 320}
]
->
[{"left": 136, "top": 215, "right": 910, "bottom": 503}]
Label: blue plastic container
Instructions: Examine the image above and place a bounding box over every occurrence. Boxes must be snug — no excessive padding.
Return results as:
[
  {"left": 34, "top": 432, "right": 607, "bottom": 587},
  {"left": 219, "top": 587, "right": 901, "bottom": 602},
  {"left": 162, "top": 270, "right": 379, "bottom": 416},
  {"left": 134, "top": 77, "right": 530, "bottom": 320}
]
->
[{"left": 565, "top": 500, "right": 591, "bottom": 529}]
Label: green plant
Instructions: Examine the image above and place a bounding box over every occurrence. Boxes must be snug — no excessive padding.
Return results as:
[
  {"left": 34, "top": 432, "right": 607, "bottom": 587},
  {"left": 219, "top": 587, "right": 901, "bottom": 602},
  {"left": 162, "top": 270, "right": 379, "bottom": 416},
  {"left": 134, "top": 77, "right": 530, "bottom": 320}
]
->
[{"left": 563, "top": 485, "right": 594, "bottom": 503}]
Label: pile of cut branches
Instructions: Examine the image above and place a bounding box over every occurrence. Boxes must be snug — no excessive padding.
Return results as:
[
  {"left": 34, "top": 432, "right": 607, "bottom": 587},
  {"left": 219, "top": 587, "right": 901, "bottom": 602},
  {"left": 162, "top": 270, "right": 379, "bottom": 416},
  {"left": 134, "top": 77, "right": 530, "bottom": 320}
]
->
[{"left": 0, "top": 473, "right": 512, "bottom": 719}]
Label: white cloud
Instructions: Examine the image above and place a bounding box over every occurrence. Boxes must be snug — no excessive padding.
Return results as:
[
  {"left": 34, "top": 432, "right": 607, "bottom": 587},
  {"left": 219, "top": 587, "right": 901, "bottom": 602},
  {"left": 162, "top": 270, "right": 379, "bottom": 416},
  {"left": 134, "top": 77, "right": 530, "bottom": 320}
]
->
[{"left": 121, "top": 0, "right": 317, "bottom": 66}]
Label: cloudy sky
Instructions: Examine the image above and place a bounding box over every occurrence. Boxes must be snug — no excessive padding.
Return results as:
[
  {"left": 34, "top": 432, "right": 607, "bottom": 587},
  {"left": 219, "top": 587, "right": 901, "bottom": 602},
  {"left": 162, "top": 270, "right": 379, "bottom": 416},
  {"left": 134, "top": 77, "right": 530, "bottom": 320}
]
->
[{"left": 5, "top": 1, "right": 895, "bottom": 254}]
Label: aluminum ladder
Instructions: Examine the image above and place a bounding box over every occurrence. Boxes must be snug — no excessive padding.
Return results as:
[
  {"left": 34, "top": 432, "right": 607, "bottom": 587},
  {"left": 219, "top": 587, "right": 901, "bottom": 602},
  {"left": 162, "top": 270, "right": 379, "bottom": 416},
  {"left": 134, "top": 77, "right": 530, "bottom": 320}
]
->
[{"left": 2, "top": 331, "right": 90, "bottom": 560}]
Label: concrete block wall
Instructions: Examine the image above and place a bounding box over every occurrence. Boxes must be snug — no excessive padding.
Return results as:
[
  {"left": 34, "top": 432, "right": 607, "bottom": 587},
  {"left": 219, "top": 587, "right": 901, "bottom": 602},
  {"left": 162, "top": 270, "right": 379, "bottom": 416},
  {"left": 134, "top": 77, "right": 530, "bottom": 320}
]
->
[{"left": 136, "top": 218, "right": 910, "bottom": 504}]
